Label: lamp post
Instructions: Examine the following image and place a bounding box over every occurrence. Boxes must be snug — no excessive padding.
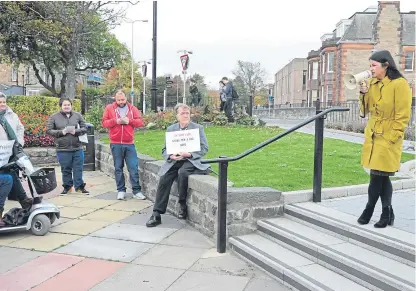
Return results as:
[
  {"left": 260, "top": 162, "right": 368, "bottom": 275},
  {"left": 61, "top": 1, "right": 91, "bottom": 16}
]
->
[
  {"left": 177, "top": 49, "right": 193, "bottom": 104},
  {"left": 138, "top": 60, "right": 151, "bottom": 114},
  {"left": 124, "top": 18, "right": 148, "bottom": 106}
]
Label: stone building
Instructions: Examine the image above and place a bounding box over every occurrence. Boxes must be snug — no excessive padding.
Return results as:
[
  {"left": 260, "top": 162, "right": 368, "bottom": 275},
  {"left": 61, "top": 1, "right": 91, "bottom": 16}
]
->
[
  {"left": 305, "top": 1, "right": 415, "bottom": 105},
  {"left": 0, "top": 63, "right": 104, "bottom": 96},
  {"left": 273, "top": 58, "right": 308, "bottom": 105}
]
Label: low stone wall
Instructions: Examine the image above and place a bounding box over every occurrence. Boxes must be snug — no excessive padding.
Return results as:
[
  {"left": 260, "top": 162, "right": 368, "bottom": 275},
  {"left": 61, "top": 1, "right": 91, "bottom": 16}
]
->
[
  {"left": 95, "top": 141, "right": 283, "bottom": 239},
  {"left": 24, "top": 147, "right": 58, "bottom": 166},
  {"left": 253, "top": 107, "right": 316, "bottom": 120}
]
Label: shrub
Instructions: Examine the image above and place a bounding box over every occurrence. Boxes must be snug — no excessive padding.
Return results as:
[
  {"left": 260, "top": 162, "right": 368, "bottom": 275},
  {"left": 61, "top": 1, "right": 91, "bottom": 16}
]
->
[
  {"left": 212, "top": 114, "right": 228, "bottom": 126},
  {"left": 7, "top": 95, "right": 81, "bottom": 116},
  {"left": 84, "top": 100, "right": 107, "bottom": 133},
  {"left": 7, "top": 95, "right": 81, "bottom": 147}
]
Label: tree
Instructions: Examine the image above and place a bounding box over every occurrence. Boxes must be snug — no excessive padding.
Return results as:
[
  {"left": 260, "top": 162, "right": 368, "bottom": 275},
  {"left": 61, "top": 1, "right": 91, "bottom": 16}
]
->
[
  {"left": 100, "top": 59, "right": 143, "bottom": 99},
  {"left": 0, "top": 1, "right": 129, "bottom": 98},
  {"left": 232, "top": 61, "right": 267, "bottom": 96}
]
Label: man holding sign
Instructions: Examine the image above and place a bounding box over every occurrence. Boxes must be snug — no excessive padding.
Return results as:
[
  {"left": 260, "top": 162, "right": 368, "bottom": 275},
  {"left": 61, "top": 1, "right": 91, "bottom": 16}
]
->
[{"left": 146, "top": 103, "right": 209, "bottom": 227}]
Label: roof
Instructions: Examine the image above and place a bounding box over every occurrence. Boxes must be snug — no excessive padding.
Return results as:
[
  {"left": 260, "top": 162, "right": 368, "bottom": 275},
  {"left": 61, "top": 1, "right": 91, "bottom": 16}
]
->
[
  {"left": 402, "top": 13, "right": 415, "bottom": 45},
  {"left": 340, "top": 13, "right": 376, "bottom": 43}
]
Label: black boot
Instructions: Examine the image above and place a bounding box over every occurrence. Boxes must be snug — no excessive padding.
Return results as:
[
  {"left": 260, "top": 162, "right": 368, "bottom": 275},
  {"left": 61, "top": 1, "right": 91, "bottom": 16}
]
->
[
  {"left": 388, "top": 206, "right": 395, "bottom": 226},
  {"left": 374, "top": 206, "right": 392, "bottom": 228},
  {"left": 357, "top": 204, "right": 375, "bottom": 225}
]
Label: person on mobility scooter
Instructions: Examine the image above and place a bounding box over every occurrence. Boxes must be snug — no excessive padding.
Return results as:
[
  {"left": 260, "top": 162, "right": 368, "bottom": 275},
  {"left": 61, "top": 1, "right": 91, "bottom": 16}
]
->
[
  {"left": 0, "top": 173, "right": 13, "bottom": 227},
  {"left": 0, "top": 92, "right": 37, "bottom": 210}
]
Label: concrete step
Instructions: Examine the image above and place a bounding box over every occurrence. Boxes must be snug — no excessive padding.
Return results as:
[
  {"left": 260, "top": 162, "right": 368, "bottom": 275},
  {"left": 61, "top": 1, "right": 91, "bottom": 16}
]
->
[
  {"left": 284, "top": 203, "right": 415, "bottom": 267},
  {"left": 229, "top": 234, "right": 372, "bottom": 291},
  {"left": 258, "top": 218, "right": 415, "bottom": 291}
]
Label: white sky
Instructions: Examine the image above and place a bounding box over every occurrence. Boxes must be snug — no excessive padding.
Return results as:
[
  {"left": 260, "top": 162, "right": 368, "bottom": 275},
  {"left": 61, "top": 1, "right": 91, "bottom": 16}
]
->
[{"left": 111, "top": 0, "right": 415, "bottom": 89}]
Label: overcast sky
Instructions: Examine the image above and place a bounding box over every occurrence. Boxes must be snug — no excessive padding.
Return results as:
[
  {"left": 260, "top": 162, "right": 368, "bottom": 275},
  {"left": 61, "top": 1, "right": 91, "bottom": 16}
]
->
[{"left": 111, "top": 0, "right": 415, "bottom": 89}]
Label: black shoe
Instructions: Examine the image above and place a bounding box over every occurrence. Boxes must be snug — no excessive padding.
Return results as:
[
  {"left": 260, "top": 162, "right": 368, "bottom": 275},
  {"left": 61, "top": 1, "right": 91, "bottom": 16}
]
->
[
  {"left": 75, "top": 183, "right": 89, "bottom": 195},
  {"left": 357, "top": 204, "right": 375, "bottom": 225},
  {"left": 374, "top": 206, "right": 393, "bottom": 228},
  {"left": 146, "top": 214, "right": 161, "bottom": 227},
  {"left": 61, "top": 186, "right": 72, "bottom": 195},
  {"left": 178, "top": 205, "right": 187, "bottom": 220}
]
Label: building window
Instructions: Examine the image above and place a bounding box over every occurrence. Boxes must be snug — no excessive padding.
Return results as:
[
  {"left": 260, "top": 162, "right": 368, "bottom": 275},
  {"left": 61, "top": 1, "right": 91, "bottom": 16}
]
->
[
  {"left": 27, "top": 90, "right": 40, "bottom": 96},
  {"left": 322, "top": 56, "right": 326, "bottom": 74},
  {"left": 312, "top": 62, "right": 318, "bottom": 79},
  {"left": 327, "top": 85, "right": 333, "bottom": 101},
  {"left": 405, "top": 51, "right": 414, "bottom": 71},
  {"left": 11, "top": 66, "right": 18, "bottom": 82},
  {"left": 327, "top": 52, "right": 335, "bottom": 72},
  {"left": 302, "top": 70, "right": 307, "bottom": 85}
]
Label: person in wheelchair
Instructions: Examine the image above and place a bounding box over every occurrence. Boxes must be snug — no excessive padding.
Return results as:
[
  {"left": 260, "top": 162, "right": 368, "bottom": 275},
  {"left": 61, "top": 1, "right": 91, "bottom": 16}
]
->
[
  {"left": 0, "top": 92, "right": 35, "bottom": 210},
  {"left": 0, "top": 173, "right": 13, "bottom": 227}
]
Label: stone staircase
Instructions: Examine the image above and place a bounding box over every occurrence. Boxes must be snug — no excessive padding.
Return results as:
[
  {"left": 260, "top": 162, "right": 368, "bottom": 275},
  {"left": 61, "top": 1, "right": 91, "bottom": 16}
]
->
[{"left": 230, "top": 202, "right": 415, "bottom": 291}]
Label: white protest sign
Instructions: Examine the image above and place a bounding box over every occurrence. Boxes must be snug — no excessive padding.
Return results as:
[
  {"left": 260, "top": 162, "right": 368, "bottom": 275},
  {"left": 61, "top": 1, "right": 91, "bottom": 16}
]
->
[
  {"left": 0, "top": 140, "right": 15, "bottom": 167},
  {"left": 165, "top": 128, "right": 201, "bottom": 155}
]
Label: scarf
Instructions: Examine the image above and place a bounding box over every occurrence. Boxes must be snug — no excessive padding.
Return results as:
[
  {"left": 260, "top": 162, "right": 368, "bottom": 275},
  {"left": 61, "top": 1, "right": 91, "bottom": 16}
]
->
[{"left": 0, "top": 109, "right": 18, "bottom": 141}]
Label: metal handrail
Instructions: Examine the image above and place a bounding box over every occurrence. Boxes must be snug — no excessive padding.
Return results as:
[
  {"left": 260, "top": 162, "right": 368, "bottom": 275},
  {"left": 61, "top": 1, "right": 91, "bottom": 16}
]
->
[
  {"left": 200, "top": 106, "right": 350, "bottom": 254},
  {"left": 201, "top": 107, "right": 349, "bottom": 164}
]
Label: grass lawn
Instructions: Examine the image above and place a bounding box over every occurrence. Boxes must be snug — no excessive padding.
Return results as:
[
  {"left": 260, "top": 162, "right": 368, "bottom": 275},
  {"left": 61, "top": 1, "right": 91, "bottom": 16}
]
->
[{"left": 101, "top": 126, "right": 415, "bottom": 192}]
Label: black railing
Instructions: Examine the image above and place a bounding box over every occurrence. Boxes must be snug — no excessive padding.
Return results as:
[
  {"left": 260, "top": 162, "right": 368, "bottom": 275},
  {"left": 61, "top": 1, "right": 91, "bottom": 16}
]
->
[{"left": 201, "top": 106, "right": 350, "bottom": 253}]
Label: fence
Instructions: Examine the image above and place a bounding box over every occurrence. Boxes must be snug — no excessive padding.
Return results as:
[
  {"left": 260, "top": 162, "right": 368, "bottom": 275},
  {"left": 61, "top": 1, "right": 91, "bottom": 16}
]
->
[{"left": 261, "top": 101, "right": 415, "bottom": 126}]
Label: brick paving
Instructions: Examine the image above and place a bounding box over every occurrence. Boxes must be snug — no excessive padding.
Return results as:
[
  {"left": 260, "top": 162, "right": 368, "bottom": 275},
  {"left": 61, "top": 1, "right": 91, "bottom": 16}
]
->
[{"left": 0, "top": 170, "right": 288, "bottom": 291}]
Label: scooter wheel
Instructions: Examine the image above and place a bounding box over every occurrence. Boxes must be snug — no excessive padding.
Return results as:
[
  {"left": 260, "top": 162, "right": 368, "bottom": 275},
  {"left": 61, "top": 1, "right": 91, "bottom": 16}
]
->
[{"left": 31, "top": 214, "right": 51, "bottom": 236}]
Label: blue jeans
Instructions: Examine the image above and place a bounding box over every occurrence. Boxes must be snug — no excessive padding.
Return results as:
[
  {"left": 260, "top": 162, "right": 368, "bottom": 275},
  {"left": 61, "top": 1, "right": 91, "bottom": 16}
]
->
[
  {"left": 110, "top": 144, "right": 141, "bottom": 194},
  {"left": 56, "top": 150, "right": 85, "bottom": 189},
  {"left": 0, "top": 174, "right": 13, "bottom": 209}
]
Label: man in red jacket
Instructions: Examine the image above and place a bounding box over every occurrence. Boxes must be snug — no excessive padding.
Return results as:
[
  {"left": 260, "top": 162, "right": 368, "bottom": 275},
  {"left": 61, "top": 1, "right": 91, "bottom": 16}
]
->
[{"left": 102, "top": 90, "right": 145, "bottom": 200}]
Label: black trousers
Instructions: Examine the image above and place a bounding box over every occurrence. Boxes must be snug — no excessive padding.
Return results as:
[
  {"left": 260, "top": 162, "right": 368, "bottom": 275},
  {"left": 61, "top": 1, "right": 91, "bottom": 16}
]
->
[
  {"left": 153, "top": 160, "right": 204, "bottom": 215},
  {"left": 8, "top": 170, "right": 28, "bottom": 201}
]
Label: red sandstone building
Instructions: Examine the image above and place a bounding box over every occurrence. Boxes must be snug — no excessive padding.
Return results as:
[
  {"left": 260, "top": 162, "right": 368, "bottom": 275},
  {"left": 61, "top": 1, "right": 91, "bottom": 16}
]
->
[{"left": 274, "top": 1, "right": 415, "bottom": 107}]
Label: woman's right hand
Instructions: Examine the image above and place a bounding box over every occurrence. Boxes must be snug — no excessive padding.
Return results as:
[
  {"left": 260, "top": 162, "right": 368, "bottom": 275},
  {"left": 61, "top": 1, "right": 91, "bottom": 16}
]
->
[{"left": 360, "top": 81, "right": 369, "bottom": 94}]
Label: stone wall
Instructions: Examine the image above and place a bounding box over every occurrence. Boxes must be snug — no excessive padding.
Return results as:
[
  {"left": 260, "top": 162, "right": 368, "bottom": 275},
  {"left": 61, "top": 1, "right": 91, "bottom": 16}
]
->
[
  {"left": 253, "top": 107, "right": 316, "bottom": 120},
  {"left": 24, "top": 147, "right": 58, "bottom": 166},
  {"left": 95, "top": 141, "right": 283, "bottom": 239}
]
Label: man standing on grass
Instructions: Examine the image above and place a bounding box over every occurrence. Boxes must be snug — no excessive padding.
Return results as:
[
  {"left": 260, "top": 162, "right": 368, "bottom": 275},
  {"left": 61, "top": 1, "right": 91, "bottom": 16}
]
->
[{"left": 102, "top": 90, "right": 146, "bottom": 200}]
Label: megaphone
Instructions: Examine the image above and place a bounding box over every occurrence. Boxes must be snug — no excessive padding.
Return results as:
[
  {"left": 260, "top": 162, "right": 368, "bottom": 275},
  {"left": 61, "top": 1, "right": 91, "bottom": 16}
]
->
[{"left": 343, "top": 70, "right": 372, "bottom": 90}]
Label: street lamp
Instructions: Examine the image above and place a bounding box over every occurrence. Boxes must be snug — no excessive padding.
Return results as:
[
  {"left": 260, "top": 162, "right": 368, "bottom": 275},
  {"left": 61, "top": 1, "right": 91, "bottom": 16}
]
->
[
  {"left": 177, "top": 49, "right": 193, "bottom": 104},
  {"left": 138, "top": 59, "right": 152, "bottom": 114},
  {"left": 124, "top": 18, "right": 148, "bottom": 106}
]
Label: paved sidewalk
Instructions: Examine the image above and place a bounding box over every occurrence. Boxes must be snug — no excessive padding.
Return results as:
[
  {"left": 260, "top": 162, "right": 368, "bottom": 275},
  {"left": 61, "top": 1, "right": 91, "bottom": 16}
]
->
[
  {"left": 320, "top": 188, "right": 415, "bottom": 233},
  {"left": 263, "top": 118, "right": 415, "bottom": 154},
  {"left": 0, "top": 170, "right": 288, "bottom": 291}
]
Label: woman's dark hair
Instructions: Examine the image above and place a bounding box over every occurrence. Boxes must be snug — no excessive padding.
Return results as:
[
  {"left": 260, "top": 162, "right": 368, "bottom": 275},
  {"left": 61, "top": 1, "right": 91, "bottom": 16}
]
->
[
  {"left": 369, "top": 50, "right": 404, "bottom": 80},
  {"left": 59, "top": 98, "right": 72, "bottom": 107},
  {"left": 219, "top": 81, "right": 225, "bottom": 85}
]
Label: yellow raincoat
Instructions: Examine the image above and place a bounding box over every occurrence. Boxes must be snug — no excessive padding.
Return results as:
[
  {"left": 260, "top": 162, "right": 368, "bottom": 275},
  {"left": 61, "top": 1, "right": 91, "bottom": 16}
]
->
[{"left": 359, "top": 76, "right": 412, "bottom": 172}]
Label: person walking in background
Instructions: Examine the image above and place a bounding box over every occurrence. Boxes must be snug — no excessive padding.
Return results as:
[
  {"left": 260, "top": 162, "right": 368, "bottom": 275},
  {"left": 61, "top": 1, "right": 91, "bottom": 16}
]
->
[
  {"left": 102, "top": 90, "right": 145, "bottom": 200},
  {"left": 219, "top": 81, "right": 226, "bottom": 112},
  {"left": 47, "top": 98, "right": 89, "bottom": 195},
  {"left": 221, "top": 77, "right": 235, "bottom": 122},
  {"left": 0, "top": 92, "right": 35, "bottom": 209},
  {"left": 357, "top": 50, "right": 412, "bottom": 228}
]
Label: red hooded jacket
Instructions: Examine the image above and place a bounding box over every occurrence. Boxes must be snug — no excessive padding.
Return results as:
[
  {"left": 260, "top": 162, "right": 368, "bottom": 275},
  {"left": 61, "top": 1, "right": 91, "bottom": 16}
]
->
[{"left": 102, "top": 102, "right": 144, "bottom": 144}]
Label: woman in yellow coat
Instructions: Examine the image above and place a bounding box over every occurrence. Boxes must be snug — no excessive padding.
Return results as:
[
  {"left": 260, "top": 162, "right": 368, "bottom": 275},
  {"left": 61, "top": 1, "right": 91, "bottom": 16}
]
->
[{"left": 357, "top": 50, "right": 412, "bottom": 228}]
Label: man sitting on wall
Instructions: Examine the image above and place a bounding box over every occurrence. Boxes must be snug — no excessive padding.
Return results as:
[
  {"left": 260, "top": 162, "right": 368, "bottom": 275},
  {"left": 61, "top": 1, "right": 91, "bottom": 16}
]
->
[{"left": 146, "top": 103, "right": 209, "bottom": 227}]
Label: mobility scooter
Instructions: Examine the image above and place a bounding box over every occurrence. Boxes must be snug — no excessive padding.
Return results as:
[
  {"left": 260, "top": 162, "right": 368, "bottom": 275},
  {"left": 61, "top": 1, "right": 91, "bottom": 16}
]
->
[{"left": 0, "top": 152, "right": 60, "bottom": 236}]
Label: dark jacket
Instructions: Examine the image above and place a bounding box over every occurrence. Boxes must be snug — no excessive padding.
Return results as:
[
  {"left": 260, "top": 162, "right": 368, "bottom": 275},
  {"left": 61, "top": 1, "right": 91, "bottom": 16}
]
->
[
  {"left": 46, "top": 111, "right": 87, "bottom": 152},
  {"left": 223, "top": 82, "right": 233, "bottom": 99}
]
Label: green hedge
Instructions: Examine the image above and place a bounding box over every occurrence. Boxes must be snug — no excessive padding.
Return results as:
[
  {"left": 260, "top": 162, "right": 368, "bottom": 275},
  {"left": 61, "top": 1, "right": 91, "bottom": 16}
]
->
[{"left": 7, "top": 95, "right": 81, "bottom": 116}]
